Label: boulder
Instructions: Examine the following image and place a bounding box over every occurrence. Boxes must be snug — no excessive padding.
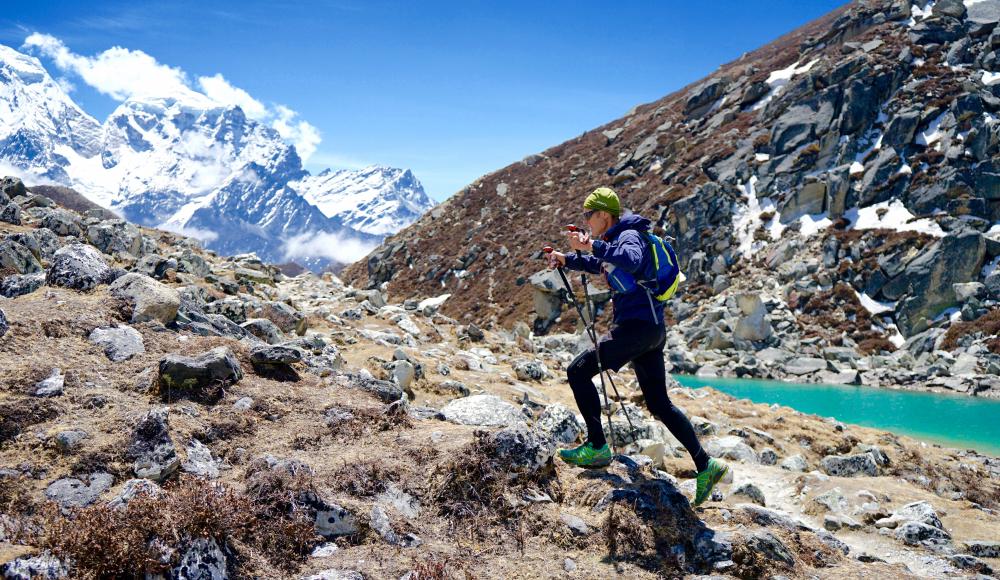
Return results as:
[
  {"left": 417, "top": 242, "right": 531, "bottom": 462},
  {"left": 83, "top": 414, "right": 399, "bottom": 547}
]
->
[
  {"left": 685, "top": 77, "right": 730, "bottom": 119},
  {"left": 0, "top": 308, "right": 6, "bottom": 339},
  {"left": 0, "top": 240, "right": 42, "bottom": 274},
  {"left": 338, "top": 373, "right": 404, "bottom": 403},
  {"left": 241, "top": 318, "right": 284, "bottom": 344},
  {"left": 315, "top": 503, "right": 359, "bottom": 538},
  {"left": 441, "top": 394, "right": 524, "bottom": 427},
  {"left": 45, "top": 473, "right": 114, "bottom": 509},
  {"left": 733, "top": 294, "right": 772, "bottom": 342},
  {"left": 170, "top": 537, "right": 228, "bottom": 580},
  {"left": 491, "top": 425, "right": 557, "bottom": 474},
  {"left": 86, "top": 219, "right": 142, "bottom": 256},
  {"left": 46, "top": 243, "right": 111, "bottom": 291},
  {"left": 0, "top": 271, "right": 46, "bottom": 298},
  {"left": 536, "top": 403, "right": 584, "bottom": 445},
  {"left": 181, "top": 439, "right": 220, "bottom": 479},
  {"left": 895, "top": 521, "right": 952, "bottom": 547},
  {"left": 0, "top": 201, "right": 20, "bottom": 225},
  {"left": 742, "top": 530, "right": 795, "bottom": 567},
  {"left": 731, "top": 483, "right": 766, "bottom": 506},
  {"left": 88, "top": 325, "right": 145, "bottom": 362},
  {"left": 38, "top": 208, "right": 82, "bottom": 237},
  {"left": 0, "top": 553, "right": 68, "bottom": 579},
  {"left": 965, "top": 540, "right": 1000, "bottom": 558},
  {"left": 889, "top": 233, "right": 987, "bottom": 336},
  {"left": 247, "top": 300, "right": 305, "bottom": 335},
  {"left": 107, "top": 478, "right": 163, "bottom": 509},
  {"left": 875, "top": 500, "right": 944, "bottom": 530},
  {"left": 33, "top": 368, "right": 64, "bottom": 397},
  {"left": 109, "top": 273, "right": 180, "bottom": 324},
  {"left": 126, "top": 408, "right": 180, "bottom": 482},
  {"left": 529, "top": 269, "right": 564, "bottom": 333},
  {"left": 513, "top": 359, "right": 551, "bottom": 382},
  {"left": 158, "top": 347, "right": 243, "bottom": 403},
  {"left": 250, "top": 345, "right": 302, "bottom": 366},
  {"left": 785, "top": 357, "right": 829, "bottom": 375},
  {"left": 704, "top": 435, "right": 758, "bottom": 464},
  {"left": 820, "top": 453, "right": 879, "bottom": 477},
  {"left": 780, "top": 454, "right": 809, "bottom": 472}
]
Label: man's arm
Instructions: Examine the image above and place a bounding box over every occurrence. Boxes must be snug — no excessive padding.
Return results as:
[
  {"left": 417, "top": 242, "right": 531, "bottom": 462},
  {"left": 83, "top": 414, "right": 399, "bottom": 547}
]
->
[
  {"left": 563, "top": 252, "right": 603, "bottom": 274},
  {"left": 591, "top": 231, "right": 645, "bottom": 273}
]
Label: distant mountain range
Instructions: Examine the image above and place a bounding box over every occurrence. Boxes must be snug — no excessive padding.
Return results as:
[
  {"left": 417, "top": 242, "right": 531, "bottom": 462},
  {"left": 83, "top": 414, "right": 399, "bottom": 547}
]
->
[{"left": 0, "top": 43, "right": 434, "bottom": 268}]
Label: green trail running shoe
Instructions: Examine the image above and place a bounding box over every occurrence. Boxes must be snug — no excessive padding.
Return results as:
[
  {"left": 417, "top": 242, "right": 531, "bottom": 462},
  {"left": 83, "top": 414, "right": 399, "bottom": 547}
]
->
[
  {"left": 693, "top": 458, "right": 730, "bottom": 507},
  {"left": 558, "top": 442, "right": 612, "bottom": 468}
]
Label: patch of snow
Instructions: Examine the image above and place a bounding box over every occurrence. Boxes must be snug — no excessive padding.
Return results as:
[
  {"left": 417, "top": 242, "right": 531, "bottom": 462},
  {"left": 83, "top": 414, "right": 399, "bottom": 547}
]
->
[
  {"left": 897, "top": 164, "right": 913, "bottom": 175},
  {"left": 755, "top": 153, "right": 770, "bottom": 162},
  {"left": 856, "top": 290, "right": 896, "bottom": 315},
  {"left": 982, "top": 71, "right": 1000, "bottom": 85},
  {"left": 798, "top": 213, "right": 833, "bottom": 238},
  {"left": 908, "top": 1, "right": 936, "bottom": 26},
  {"left": 732, "top": 177, "right": 784, "bottom": 257},
  {"left": 916, "top": 112, "right": 947, "bottom": 147},
  {"left": 887, "top": 323, "right": 906, "bottom": 348},
  {"left": 912, "top": 57, "right": 926, "bottom": 67},
  {"left": 752, "top": 58, "right": 821, "bottom": 111},
  {"left": 983, "top": 255, "right": 1000, "bottom": 279},
  {"left": 417, "top": 294, "right": 451, "bottom": 310},
  {"left": 844, "top": 199, "right": 946, "bottom": 237},
  {"left": 850, "top": 161, "right": 866, "bottom": 175}
]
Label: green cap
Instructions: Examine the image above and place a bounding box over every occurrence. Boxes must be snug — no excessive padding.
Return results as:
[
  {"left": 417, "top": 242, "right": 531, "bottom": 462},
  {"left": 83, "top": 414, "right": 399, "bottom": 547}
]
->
[{"left": 583, "top": 187, "right": 621, "bottom": 217}]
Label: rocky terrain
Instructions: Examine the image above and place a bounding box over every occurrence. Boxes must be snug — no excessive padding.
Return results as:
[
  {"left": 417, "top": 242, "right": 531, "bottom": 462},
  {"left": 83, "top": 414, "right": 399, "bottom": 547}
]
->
[
  {"left": 0, "top": 175, "right": 998, "bottom": 579},
  {"left": 343, "top": 0, "right": 1000, "bottom": 398}
]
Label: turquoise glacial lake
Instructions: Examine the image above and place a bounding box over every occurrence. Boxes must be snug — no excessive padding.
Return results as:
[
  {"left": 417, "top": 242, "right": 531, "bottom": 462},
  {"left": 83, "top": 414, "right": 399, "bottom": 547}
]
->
[{"left": 673, "top": 374, "right": 1000, "bottom": 457}]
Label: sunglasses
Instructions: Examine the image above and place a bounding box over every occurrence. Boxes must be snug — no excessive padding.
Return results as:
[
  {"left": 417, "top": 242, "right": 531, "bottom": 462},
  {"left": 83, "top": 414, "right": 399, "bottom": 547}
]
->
[{"left": 584, "top": 209, "right": 596, "bottom": 219}]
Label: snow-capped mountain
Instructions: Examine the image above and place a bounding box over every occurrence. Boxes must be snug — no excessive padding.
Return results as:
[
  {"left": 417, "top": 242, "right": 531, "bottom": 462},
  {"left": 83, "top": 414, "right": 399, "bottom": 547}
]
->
[
  {"left": 0, "top": 43, "right": 431, "bottom": 268},
  {"left": 294, "top": 166, "right": 434, "bottom": 235},
  {"left": 0, "top": 45, "right": 101, "bottom": 182}
]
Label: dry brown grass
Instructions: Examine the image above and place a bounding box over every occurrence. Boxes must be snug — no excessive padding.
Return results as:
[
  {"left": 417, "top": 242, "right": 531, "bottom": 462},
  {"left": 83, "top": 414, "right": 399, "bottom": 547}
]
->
[
  {"left": 941, "top": 308, "right": 1000, "bottom": 351},
  {"left": 28, "top": 475, "right": 319, "bottom": 579},
  {"left": 0, "top": 398, "right": 59, "bottom": 444}
]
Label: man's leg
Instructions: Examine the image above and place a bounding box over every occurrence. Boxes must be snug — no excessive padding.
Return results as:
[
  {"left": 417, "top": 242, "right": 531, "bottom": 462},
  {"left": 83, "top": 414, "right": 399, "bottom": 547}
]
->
[
  {"left": 632, "top": 335, "right": 710, "bottom": 473},
  {"left": 566, "top": 322, "right": 656, "bottom": 448},
  {"left": 566, "top": 348, "right": 605, "bottom": 448}
]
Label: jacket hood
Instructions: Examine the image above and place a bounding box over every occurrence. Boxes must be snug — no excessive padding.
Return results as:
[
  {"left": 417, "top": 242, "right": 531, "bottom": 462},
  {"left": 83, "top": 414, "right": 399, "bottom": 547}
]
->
[{"left": 603, "top": 213, "right": 651, "bottom": 241}]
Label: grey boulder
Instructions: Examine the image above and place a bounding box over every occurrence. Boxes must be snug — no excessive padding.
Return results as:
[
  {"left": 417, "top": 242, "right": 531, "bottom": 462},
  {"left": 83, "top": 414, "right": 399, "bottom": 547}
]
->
[
  {"left": 109, "top": 273, "right": 180, "bottom": 324},
  {"left": 441, "top": 394, "right": 524, "bottom": 427},
  {"left": 46, "top": 243, "right": 111, "bottom": 291},
  {"left": 126, "top": 407, "right": 180, "bottom": 482},
  {"left": 88, "top": 325, "right": 145, "bottom": 362},
  {"left": 45, "top": 473, "right": 114, "bottom": 509}
]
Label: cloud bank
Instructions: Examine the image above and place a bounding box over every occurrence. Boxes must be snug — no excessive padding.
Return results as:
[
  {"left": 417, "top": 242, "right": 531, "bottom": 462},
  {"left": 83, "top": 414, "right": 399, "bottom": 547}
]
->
[
  {"left": 282, "top": 232, "right": 377, "bottom": 265},
  {"left": 23, "top": 33, "right": 321, "bottom": 161}
]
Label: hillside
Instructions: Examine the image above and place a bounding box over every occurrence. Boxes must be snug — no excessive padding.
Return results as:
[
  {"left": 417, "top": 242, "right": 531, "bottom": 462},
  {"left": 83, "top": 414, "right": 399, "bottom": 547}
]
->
[
  {"left": 343, "top": 0, "right": 1000, "bottom": 397},
  {"left": 0, "top": 175, "right": 998, "bottom": 578}
]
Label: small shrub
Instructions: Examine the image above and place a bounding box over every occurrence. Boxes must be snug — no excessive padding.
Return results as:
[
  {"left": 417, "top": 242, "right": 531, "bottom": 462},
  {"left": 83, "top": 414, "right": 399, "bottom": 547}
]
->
[{"left": 942, "top": 309, "right": 1000, "bottom": 351}]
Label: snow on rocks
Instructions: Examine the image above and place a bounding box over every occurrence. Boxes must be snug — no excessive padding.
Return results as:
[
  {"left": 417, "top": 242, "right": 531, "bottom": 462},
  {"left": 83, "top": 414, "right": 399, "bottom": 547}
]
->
[{"left": 844, "top": 199, "right": 946, "bottom": 237}]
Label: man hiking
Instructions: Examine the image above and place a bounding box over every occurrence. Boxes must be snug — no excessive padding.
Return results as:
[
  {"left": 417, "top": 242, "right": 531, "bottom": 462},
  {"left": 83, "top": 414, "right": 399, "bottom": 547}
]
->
[{"left": 546, "top": 186, "right": 728, "bottom": 506}]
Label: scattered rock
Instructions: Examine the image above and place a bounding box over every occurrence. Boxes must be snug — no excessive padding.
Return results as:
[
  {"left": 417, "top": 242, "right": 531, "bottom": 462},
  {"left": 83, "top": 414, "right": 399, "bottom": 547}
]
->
[
  {"left": 158, "top": 347, "right": 243, "bottom": 402},
  {"left": 108, "top": 478, "right": 163, "bottom": 509},
  {"left": 88, "top": 325, "right": 145, "bottom": 362},
  {"left": 181, "top": 439, "right": 220, "bottom": 478},
  {"left": 170, "top": 537, "right": 227, "bottom": 580},
  {"left": 441, "top": 394, "right": 524, "bottom": 427},
  {"left": 820, "top": 453, "right": 879, "bottom": 477},
  {"left": 126, "top": 407, "right": 180, "bottom": 482},
  {"left": 1, "top": 553, "right": 68, "bottom": 579},
  {"left": 513, "top": 359, "right": 551, "bottom": 382},
  {"left": 731, "top": 482, "right": 766, "bottom": 506},
  {"left": 109, "top": 273, "right": 180, "bottom": 324},
  {"left": 780, "top": 454, "right": 808, "bottom": 472},
  {"left": 45, "top": 473, "right": 114, "bottom": 509},
  {"left": 535, "top": 403, "right": 584, "bottom": 445},
  {"left": 490, "top": 425, "right": 556, "bottom": 474},
  {"left": 45, "top": 243, "right": 110, "bottom": 291},
  {"left": 33, "top": 368, "right": 64, "bottom": 397},
  {"left": 704, "top": 435, "right": 758, "bottom": 464}
]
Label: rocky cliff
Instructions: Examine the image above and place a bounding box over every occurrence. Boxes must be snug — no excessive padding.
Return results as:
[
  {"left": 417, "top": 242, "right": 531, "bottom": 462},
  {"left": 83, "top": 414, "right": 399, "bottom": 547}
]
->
[{"left": 343, "top": 0, "right": 1000, "bottom": 397}]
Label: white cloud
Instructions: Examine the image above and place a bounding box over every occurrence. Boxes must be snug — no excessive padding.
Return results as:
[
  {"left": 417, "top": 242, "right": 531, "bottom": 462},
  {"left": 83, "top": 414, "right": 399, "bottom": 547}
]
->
[
  {"left": 271, "top": 105, "right": 321, "bottom": 162},
  {"left": 197, "top": 73, "right": 267, "bottom": 119},
  {"left": 23, "top": 32, "right": 191, "bottom": 100},
  {"left": 22, "top": 33, "right": 322, "bottom": 161},
  {"left": 281, "top": 231, "right": 376, "bottom": 264},
  {"left": 159, "top": 223, "right": 219, "bottom": 243}
]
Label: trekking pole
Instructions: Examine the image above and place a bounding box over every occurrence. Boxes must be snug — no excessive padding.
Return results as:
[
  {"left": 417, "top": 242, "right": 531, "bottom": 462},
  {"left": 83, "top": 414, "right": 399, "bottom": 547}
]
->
[
  {"left": 564, "top": 225, "right": 639, "bottom": 445},
  {"left": 544, "top": 241, "right": 638, "bottom": 450}
]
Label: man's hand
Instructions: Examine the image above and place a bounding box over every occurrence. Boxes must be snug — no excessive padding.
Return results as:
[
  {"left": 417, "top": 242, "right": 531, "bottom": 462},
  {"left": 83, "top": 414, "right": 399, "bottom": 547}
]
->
[
  {"left": 566, "top": 230, "right": 593, "bottom": 252},
  {"left": 546, "top": 251, "right": 566, "bottom": 269}
]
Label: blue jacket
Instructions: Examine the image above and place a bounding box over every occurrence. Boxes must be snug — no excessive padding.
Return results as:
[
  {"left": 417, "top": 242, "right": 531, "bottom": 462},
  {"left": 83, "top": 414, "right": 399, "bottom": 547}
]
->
[{"left": 563, "top": 214, "right": 665, "bottom": 326}]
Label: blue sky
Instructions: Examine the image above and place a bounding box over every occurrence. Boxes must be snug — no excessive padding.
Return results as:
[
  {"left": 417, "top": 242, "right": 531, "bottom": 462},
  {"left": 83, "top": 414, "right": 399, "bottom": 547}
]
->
[{"left": 2, "top": 0, "right": 845, "bottom": 201}]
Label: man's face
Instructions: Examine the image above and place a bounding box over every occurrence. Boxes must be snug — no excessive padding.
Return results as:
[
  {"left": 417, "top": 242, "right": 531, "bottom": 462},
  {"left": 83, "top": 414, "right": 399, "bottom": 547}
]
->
[{"left": 585, "top": 209, "right": 611, "bottom": 237}]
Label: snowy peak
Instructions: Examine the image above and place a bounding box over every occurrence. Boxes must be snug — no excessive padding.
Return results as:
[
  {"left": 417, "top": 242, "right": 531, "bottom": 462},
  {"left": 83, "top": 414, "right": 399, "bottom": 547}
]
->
[
  {"left": 0, "top": 44, "right": 102, "bottom": 179},
  {"left": 294, "top": 164, "right": 435, "bottom": 235}
]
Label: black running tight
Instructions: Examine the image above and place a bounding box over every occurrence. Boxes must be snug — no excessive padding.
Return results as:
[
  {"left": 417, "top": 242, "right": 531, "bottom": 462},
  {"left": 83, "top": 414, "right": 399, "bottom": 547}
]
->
[{"left": 566, "top": 319, "right": 711, "bottom": 472}]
